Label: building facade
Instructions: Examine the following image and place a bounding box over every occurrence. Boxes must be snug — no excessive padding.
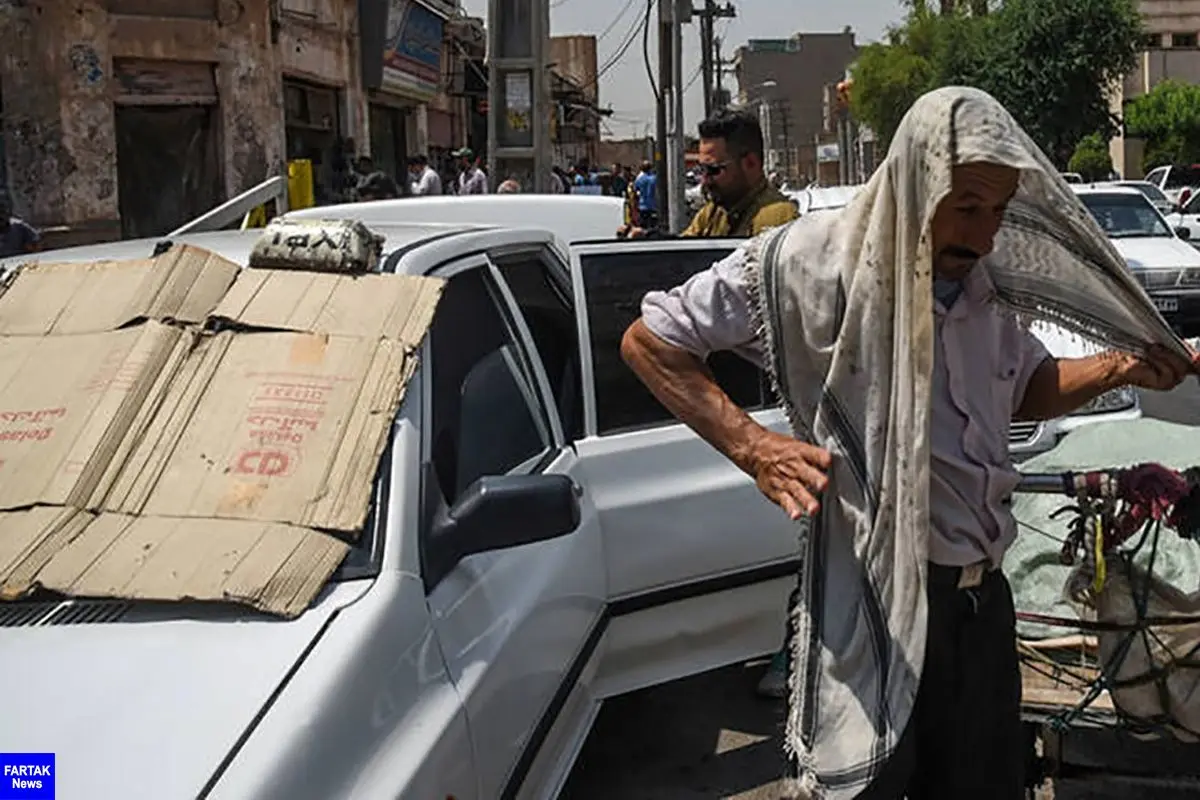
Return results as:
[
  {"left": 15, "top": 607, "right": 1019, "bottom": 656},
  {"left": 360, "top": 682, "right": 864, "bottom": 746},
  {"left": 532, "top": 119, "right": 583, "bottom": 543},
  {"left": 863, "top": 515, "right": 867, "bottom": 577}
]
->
[
  {"left": 547, "top": 35, "right": 604, "bottom": 170},
  {"left": 732, "top": 30, "right": 859, "bottom": 186},
  {"left": 0, "top": 0, "right": 476, "bottom": 247},
  {"left": 1111, "top": 0, "right": 1200, "bottom": 178}
]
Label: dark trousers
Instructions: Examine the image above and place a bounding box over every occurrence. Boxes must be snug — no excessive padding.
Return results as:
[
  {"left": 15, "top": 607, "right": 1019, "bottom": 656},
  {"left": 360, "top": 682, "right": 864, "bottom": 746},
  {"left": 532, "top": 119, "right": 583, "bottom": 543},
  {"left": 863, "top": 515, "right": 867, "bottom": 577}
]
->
[{"left": 786, "top": 564, "right": 1025, "bottom": 799}]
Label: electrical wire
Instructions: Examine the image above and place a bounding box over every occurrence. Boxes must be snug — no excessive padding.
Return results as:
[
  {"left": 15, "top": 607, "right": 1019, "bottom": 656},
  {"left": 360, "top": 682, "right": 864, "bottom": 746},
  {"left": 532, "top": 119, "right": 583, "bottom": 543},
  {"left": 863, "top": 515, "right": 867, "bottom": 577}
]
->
[
  {"left": 597, "top": 0, "right": 639, "bottom": 42},
  {"left": 594, "top": 3, "right": 648, "bottom": 83},
  {"left": 642, "top": 0, "right": 658, "bottom": 103}
]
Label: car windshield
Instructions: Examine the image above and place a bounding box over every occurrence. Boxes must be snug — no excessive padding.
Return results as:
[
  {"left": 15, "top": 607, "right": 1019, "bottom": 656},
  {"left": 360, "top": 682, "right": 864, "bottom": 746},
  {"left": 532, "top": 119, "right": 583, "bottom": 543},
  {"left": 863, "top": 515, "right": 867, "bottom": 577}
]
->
[
  {"left": 1078, "top": 193, "right": 1172, "bottom": 238},
  {"left": 1125, "top": 182, "right": 1170, "bottom": 205}
]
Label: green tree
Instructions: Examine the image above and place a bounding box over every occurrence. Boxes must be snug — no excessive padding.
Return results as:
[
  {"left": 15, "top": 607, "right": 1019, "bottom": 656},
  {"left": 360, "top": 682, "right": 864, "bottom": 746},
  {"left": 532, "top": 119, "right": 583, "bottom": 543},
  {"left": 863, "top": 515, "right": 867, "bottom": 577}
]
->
[
  {"left": 849, "top": 0, "right": 1142, "bottom": 166},
  {"left": 1123, "top": 80, "right": 1200, "bottom": 169},
  {"left": 849, "top": 8, "right": 990, "bottom": 148},
  {"left": 1068, "top": 133, "right": 1113, "bottom": 180},
  {"left": 984, "top": 0, "right": 1142, "bottom": 166}
]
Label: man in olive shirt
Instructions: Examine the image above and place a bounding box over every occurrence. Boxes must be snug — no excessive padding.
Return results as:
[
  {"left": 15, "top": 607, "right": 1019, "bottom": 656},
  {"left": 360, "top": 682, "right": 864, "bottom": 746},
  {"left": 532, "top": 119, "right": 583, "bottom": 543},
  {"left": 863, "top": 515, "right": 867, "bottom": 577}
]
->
[{"left": 622, "top": 109, "right": 797, "bottom": 239}]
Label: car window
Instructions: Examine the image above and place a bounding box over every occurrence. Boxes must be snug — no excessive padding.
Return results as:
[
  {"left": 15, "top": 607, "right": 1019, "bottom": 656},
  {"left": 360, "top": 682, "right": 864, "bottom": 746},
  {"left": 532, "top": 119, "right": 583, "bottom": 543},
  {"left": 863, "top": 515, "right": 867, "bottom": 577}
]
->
[
  {"left": 493, "top": 250, "right": 584, "bottom": 442},
  {"left": 1133, "top": 183, "right": 1169, "bottom": 205},
  {"left": 1078, "top": 193, "right": 1172, "bottom": 238},
  {"left": 1164, "top": 166, "right": 1200, "bottom": 190},
  {"left": 427, "top": 267, "right": 553, "bottom": 504},
  {"left": 1146, "top": 167, "right": 1168, "bottom": 187},
  {"left": 1182, "top": 191, "right": 1200, "bottom": 216},
  {"left": 580, "top": 247, "right": 771, "bottom": 435}
]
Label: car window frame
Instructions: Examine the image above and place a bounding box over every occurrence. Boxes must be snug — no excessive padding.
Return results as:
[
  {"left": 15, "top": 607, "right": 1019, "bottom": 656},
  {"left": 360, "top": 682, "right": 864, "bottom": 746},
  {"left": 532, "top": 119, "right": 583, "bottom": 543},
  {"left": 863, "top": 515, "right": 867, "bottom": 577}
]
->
[
  {"left": 487, "top": 244, "right": 581, "bottom": 444},
  {"left": 416, "top": 255, "right": 565, "bottom": 583},
  {"left": 571, "top": 237, "right": 773, "bottom": 438}
]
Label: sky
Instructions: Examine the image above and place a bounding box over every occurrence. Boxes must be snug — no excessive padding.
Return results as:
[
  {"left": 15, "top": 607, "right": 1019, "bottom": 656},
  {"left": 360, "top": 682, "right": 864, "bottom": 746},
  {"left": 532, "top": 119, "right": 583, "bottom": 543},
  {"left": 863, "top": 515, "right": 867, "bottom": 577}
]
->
[{"left": 458, "top": 0, "right": 907, "bottom": 139}]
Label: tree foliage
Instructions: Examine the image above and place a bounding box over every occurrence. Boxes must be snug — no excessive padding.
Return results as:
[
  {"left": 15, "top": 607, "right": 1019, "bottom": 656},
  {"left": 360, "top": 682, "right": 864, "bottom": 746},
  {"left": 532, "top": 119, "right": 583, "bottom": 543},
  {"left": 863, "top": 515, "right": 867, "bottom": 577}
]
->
[
  {"left": 1123, "top": 80, "right": 1200, "bottom": 169},
  {"left": 1068, "top": 133, "right": 1113, "bottom": 180},
  {"left": 849, "top": 0, "right": 1143, "bottom": 166}
]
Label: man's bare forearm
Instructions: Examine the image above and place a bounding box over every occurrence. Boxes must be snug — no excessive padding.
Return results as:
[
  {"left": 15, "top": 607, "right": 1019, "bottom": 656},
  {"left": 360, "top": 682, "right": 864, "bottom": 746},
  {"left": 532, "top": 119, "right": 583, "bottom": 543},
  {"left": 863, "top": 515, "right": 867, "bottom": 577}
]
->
[
  {"left": 1016, "top": 353, "right": 1127, "bottom": 421},
  {"left": 620, "top": 318, "right": 768, "bottom": 476}
]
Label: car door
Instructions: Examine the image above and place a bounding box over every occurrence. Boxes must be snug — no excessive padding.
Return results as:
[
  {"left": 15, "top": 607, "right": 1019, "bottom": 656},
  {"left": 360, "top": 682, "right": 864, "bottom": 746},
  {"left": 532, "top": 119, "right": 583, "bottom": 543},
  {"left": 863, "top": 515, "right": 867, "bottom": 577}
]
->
[
  {"left": 420, "top": 256, "right": 605, "bottom": 800},
  {"left": 569, "top": 237, "right": 801, "bottom": 698}
]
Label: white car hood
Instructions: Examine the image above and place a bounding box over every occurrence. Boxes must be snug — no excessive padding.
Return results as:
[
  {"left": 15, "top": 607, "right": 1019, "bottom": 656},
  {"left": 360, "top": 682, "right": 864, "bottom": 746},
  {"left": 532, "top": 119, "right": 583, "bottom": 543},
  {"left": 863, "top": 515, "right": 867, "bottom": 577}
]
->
[
  {"left": 1108, "top": 235, "right": 1200, "bottom": 270},
  {"left": 0, "top": 582, "right": 367, "bottom": 800}
]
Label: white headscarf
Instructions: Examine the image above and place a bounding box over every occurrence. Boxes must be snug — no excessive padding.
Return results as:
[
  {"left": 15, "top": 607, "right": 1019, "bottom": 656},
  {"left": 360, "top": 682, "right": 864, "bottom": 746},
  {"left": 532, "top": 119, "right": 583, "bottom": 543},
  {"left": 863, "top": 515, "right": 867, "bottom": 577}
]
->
[{"left": 743, "top": 86, "right": 1187, "bottom": 798}]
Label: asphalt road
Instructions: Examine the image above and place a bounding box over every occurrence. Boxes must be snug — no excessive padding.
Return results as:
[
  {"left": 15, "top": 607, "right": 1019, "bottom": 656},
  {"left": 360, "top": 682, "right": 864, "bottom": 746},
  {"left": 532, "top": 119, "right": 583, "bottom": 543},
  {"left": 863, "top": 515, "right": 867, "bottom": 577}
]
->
[{"left": 562, "top": 382, "right": 1200, "bottom": 800}]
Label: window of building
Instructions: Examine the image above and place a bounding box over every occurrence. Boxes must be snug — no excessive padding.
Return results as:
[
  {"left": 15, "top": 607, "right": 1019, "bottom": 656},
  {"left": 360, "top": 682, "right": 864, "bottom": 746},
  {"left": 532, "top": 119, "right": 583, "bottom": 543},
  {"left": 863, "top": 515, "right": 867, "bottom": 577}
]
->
[
  {"left": 1143, "top": 33, "right": 1163, "bottom": 49},
  {"left": 1171, "top": 32, "right": 1197, "bottom": 48},
  {"left": 580, "top": 247, "right": 772, "bottom": 435}
]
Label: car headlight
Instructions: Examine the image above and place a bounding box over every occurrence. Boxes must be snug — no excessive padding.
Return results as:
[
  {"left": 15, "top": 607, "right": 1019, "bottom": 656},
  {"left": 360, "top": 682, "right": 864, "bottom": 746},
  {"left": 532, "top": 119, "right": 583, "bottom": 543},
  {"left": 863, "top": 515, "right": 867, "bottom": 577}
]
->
[{"left": 1076, "top": 386, "right": 1137, "bottom": 415}]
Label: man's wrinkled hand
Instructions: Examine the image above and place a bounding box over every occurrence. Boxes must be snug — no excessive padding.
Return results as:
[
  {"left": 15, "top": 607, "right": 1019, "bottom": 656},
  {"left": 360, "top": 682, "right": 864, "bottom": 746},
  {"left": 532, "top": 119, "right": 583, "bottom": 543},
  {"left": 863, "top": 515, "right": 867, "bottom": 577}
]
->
[
  {"left": 747, "top": 430, "right": 832, "bottom": 520},
  {"left": 1116, "top": 344, "right": 1197, "bottom": 391}
]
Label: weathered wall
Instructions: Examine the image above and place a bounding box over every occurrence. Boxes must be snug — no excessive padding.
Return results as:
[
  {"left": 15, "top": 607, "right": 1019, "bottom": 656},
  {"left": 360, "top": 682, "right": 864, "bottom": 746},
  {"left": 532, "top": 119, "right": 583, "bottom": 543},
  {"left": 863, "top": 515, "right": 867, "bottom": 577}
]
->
[
  {"left": 1, "top": 0, "right": 118, "bottom": 240},
  {"left": 597, "top": 138, "right": 653, "bottom": 169},
  {"left": 279, "top": 0, "right": 366, "bottom": 147},
  {"left": 0, "top": 0, "right": 285, "bottom": 244}
]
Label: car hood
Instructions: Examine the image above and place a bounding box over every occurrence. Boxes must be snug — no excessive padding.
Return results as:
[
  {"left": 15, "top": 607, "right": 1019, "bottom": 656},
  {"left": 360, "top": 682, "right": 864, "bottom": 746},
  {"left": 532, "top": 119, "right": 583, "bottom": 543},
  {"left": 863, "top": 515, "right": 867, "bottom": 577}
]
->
[
  {"left": 0, "top": 582, "right": 369, "bottom": 800},
  {"left": 1109, "top": 235, "right": 1200, "bottom": 270}
]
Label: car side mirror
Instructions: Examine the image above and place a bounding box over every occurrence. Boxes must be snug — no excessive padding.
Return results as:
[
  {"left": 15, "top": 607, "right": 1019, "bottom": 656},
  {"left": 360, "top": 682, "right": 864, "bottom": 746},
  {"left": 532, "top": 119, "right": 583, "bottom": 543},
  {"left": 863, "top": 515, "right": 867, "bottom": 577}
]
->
[
  {"left": 1177, "top": 226, "right": 1192, "bottom": 241},
  {"left": 424, "top": 473, "right": 581, "bottom": 586}
]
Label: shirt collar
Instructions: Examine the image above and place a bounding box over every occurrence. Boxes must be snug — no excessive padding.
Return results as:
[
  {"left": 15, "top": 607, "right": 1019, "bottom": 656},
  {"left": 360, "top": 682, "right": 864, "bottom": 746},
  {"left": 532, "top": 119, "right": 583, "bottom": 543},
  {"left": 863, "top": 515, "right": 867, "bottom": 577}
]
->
[{"left": 933, "top": 262, "right": 996, "bottom": 317}]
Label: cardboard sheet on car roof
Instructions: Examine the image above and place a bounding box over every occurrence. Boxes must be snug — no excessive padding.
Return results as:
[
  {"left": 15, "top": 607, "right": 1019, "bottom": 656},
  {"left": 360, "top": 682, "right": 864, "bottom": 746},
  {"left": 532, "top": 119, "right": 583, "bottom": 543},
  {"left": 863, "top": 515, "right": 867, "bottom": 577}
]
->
[{"left": 0, "top": 244, "right": 443, "bottom": 618}]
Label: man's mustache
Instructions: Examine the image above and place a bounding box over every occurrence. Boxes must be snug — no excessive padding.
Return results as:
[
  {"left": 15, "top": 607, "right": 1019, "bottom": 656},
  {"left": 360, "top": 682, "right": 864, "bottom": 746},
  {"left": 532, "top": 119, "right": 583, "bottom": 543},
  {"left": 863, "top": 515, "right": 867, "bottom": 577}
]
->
[{"left": 939, "top": 245, "right": 982, "bottom": 261}]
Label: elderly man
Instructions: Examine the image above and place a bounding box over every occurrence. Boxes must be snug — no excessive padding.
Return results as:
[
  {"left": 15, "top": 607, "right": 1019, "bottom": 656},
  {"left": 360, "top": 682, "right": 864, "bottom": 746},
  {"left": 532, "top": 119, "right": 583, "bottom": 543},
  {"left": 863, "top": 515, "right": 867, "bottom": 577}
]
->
[{"left": 620, "top": 86, "right": 1199, "bottom": 799}]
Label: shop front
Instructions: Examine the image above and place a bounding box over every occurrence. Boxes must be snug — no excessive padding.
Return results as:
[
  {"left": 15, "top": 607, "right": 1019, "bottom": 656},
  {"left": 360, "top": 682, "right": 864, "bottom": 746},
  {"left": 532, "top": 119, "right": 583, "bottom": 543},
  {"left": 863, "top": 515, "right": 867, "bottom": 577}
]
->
[
  {"left": 359, "top": 0, "right": 451, "bottom": 184},
  {"left": 283, "top": 79, "right": 352, "bottom": 205}
]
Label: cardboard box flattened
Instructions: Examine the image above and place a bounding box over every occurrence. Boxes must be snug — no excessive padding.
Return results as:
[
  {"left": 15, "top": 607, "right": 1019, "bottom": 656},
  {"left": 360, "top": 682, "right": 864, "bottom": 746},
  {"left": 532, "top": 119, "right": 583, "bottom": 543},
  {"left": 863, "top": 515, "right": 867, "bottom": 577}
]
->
[
  {"left": 0, "top": 322, "right": 188, "bottom": 511},
  {"left": 109, "top": 330, "right": 412, "bottom": 531},
  {"left": 213, "top": 270, "right": 443, "bottom": 343},
  {"left": 0, "top": 244, "right": 240, "bottom": 335},
  {"left": 33, "top": 513, "right": 348, "bottom": 618}
]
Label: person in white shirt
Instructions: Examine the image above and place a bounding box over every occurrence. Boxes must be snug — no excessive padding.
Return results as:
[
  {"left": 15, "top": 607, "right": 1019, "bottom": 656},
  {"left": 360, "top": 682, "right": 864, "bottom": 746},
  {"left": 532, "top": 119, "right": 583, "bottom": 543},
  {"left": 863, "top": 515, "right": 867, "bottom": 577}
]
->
[
  {"left": 452, "top": 147, "right": 489, "bottom": 194},
  {"left": 408, "top": 155, "right": 443, "bottom": 196}
]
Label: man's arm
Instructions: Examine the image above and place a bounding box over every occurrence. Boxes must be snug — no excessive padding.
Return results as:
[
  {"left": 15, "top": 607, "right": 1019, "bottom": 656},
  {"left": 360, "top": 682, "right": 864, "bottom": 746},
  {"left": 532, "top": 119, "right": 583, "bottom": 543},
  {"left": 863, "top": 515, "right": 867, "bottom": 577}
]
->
[
  {"left": 621, "top": 249, "right": 831, "bottom": 517},
  {"left": 1017, "top": 347, "right": 1195, "bottom": 421}
]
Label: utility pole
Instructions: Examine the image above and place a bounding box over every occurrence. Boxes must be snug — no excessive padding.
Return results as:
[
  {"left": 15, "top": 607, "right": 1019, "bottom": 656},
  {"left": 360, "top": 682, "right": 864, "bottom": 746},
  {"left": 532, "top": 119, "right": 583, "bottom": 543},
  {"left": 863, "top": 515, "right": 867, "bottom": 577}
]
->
[
  {"left": 665, "top": 0, "right": 689, "bottom": 233},
  {"left": 695, "top": 1, "right": 735, "bottom": 118},
  {"left": 655, "top": 0, "right": 671, "bottom": 230},
  {"left": 713, "top": 35, "right": 727, "bottom": 109},
  {"left": 699, "top": 1, "right": 713, "bottom": 119},
  {"left": 487, "top": 0, "right": 551, "bottom": 191}
]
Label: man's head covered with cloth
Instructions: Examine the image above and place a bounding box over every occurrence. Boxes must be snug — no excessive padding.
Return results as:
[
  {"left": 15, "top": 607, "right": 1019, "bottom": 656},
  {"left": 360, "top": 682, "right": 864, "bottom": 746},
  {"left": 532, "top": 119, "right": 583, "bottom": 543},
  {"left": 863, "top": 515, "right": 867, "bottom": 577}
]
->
[{"left": 746, "top": 86, "right": 1191, "bottom": 799}]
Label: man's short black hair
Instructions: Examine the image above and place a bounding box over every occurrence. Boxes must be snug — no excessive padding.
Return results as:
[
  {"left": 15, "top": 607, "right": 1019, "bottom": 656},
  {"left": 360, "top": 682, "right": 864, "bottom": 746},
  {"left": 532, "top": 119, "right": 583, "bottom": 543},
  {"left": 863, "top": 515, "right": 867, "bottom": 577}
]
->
[
  {"left": 408, "top": 154, "right": 428, "bottom": 166},
  {"left": 697, "top": 108, "right": 764, "bottom": 160},
  {"left": 357, "top": 171, "right": 399, "bottom": 199}
]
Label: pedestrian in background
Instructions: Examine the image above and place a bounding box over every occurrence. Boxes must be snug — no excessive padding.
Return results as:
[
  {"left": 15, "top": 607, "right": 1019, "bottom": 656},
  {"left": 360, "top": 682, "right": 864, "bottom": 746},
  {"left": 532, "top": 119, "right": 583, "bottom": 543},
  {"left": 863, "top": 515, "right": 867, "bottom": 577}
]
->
[
  {"left": 355, "top": 172, "right": 399, "bottom": 202},
  {"left": 0, "top": 196, "right": 39, "bottom": 258},
  {"left": 408, "top": 154, "right": 443, "bottom": 196},
  {"left": 610, "top": 163, "right": 629, "bottom": 199},
  {"left": 453, "top": 148, "right": 489, "bottom": 194},
  {"left": 497, "top": 178, "right": 521, "bottom": 194}
]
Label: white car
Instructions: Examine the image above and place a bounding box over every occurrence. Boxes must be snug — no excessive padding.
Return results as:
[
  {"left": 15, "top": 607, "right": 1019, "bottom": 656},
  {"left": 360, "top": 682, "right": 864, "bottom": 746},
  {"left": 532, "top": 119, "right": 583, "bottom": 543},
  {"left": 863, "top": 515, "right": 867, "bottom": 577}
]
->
[
  {"left": 1143, "top": 164, "right": 1200, "bottom": 208},
  {"left": 1107, "top": 179, "right": 1175, "bottom": 217},
  {"left": 0, "top": 221, "right": 802, "bottom": 800},
  {"left": 787, "top": 184, "right": 865, "bottom": 216},
  {"left": 1073, "top": 184, "right": 1200, "bottom": 337}
]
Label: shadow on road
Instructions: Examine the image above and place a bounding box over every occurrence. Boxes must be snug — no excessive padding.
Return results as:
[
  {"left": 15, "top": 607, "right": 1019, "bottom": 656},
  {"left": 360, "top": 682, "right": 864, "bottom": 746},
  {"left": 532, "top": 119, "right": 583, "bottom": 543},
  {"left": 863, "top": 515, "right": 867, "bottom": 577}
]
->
[{"left": 561, "top": 660, "right": 792, "bottom": 800}]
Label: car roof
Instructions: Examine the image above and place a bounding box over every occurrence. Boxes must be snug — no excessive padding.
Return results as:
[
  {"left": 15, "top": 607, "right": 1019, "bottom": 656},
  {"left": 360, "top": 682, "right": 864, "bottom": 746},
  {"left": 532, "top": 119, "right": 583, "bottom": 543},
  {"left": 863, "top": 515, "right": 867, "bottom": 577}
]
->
[
  {"left": 0, "top": 221, "right": 561, "bottom": 276},
  {"left": 284, "top": 194, "right": 625, "bottom": 245},
  {"left": 1069, "top": 184, "right": 1146, "bottom": 197}
]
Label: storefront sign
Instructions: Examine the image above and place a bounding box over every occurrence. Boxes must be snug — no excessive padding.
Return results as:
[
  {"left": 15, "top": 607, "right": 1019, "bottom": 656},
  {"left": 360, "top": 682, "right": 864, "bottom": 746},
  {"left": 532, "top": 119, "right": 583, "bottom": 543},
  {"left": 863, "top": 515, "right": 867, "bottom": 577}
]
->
[{"left": 382, "top": 0, "right": 445, "bottom": 101}]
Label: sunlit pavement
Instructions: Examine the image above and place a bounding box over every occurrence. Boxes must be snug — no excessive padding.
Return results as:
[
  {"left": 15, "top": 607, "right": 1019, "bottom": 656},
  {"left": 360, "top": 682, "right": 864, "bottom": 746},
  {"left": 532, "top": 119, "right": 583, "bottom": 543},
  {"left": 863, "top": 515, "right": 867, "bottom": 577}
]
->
[{"left": 562, "top": 381, "right": 1200, "bottom": 799}]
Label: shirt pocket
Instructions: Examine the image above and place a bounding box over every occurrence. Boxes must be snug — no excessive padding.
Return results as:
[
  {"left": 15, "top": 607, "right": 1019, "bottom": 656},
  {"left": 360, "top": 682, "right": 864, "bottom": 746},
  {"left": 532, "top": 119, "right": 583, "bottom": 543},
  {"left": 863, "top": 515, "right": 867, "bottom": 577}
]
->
[{"left": 988, "top": 337, "right": 1023, "bottom": 462}]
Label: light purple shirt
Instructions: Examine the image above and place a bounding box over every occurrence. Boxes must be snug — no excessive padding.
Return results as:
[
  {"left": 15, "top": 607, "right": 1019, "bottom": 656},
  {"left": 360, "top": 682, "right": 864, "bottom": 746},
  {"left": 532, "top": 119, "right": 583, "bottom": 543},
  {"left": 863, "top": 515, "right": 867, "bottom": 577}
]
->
[{"left": 641, "top": 248, "right": 1051, "bottom": 567}]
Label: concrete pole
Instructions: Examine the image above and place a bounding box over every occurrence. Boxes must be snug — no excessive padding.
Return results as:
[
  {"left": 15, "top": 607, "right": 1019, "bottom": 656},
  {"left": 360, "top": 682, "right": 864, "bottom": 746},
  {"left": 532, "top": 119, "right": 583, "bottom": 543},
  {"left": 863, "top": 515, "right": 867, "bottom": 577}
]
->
[
  {"left": 486, "top": 0, "right": 551, "bottom": 192},
  {"left": 667, "top": 0, "right": 687, "bottom": 233},
  {"left": 655, "top": 0, "right": 671, "bottom": 229}
]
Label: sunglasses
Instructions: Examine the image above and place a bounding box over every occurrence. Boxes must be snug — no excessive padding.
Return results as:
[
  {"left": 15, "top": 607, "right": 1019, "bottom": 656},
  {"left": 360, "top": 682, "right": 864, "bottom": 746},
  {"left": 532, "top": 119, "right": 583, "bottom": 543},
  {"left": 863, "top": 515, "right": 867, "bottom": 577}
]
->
[{"left": 698, "top": 162, "right": 729, "bottom": 178}]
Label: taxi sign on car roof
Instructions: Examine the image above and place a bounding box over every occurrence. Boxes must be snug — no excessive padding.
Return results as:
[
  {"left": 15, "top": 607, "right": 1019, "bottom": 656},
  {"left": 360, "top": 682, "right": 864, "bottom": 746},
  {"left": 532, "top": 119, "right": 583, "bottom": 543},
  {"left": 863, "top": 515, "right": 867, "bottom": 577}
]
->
[{"left": 248, "top": 218, "right": 385, "bottom": 274}]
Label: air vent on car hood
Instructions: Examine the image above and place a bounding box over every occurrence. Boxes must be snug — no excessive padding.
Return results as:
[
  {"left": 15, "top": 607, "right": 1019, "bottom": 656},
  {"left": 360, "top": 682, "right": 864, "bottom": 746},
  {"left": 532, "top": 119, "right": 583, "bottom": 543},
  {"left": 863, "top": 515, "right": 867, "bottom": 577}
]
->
[{"left": 0, "top": 599, "right": 132, "bottom": 628}]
